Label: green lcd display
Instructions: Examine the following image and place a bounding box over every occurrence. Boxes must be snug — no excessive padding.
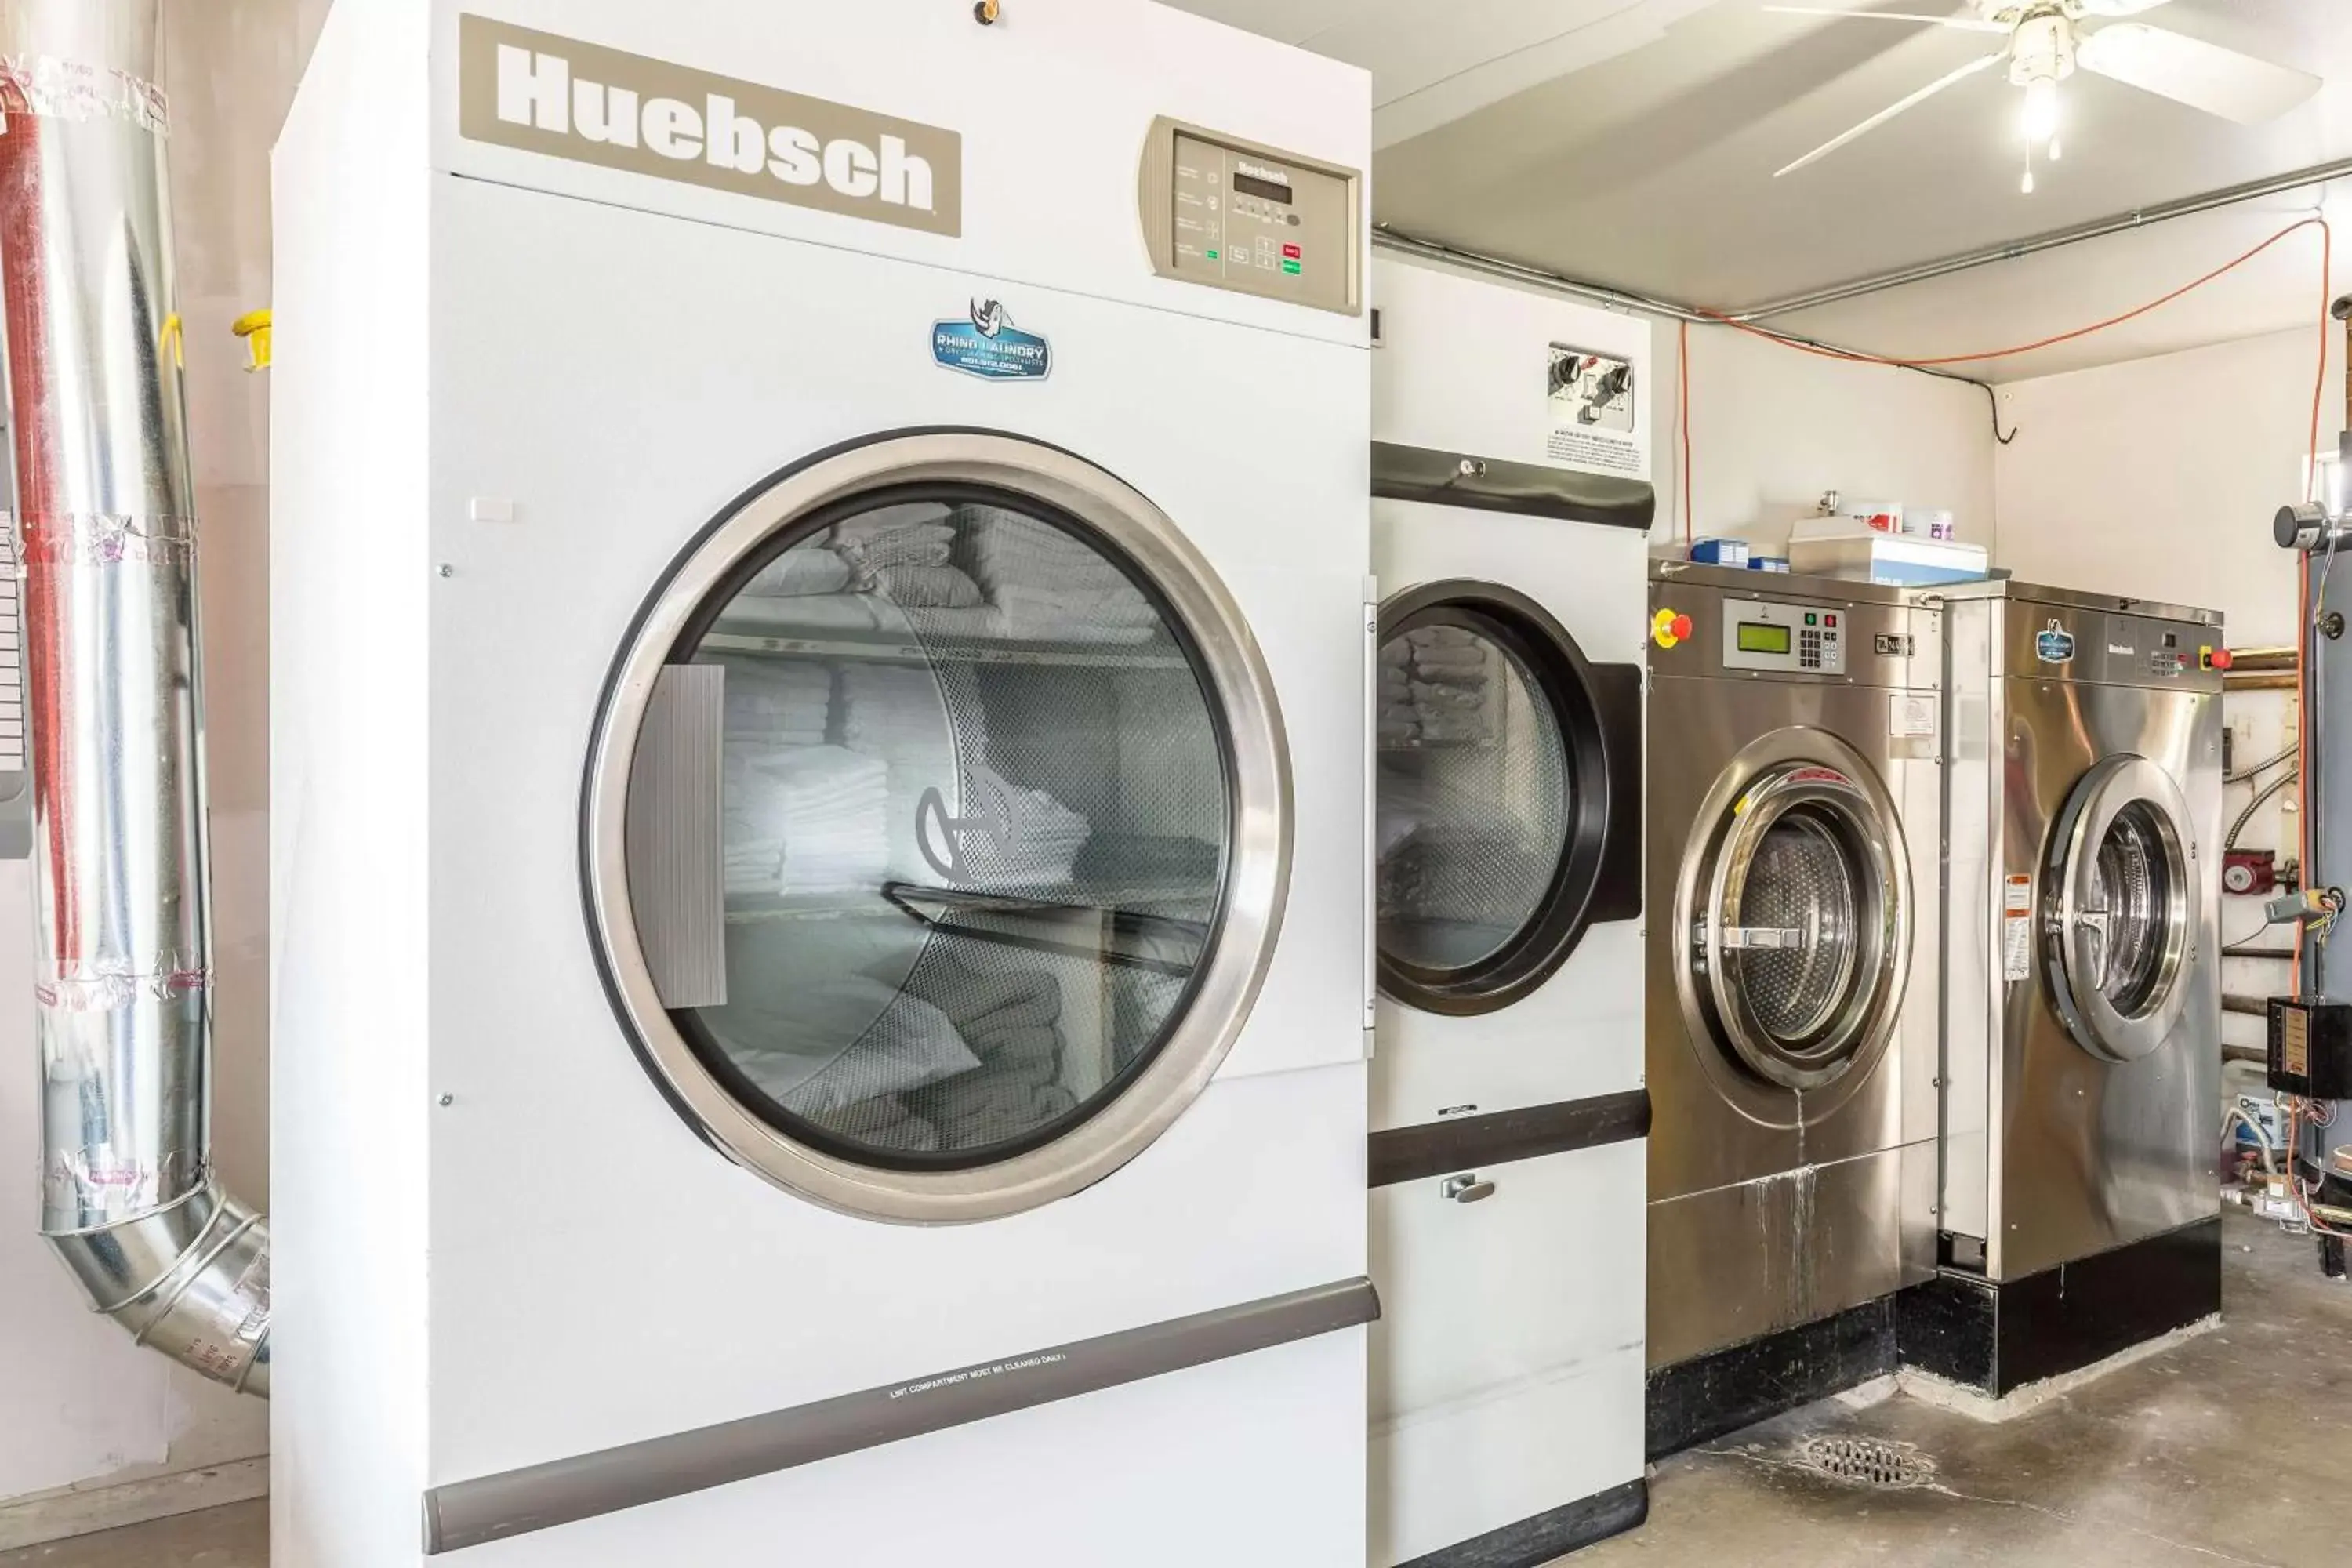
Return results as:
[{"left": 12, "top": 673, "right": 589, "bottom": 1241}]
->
[{"left": 1737, "top": 622, "right": 1792, "bottom": 656}]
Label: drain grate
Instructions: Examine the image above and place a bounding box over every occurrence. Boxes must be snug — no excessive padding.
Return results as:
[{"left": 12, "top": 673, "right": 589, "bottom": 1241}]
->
[{"left": 1791, "top": 1435, "right": 1937, "bottom": 1490}]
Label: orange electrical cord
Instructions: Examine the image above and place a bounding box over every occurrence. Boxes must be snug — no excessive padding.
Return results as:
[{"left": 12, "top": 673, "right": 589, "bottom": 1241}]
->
[
  {"left": 1699, "top": 215, "right": 2332, "bottom": 371},
  {"left": 1679, "top": 319, "right": 1693, "bottom": 547}
]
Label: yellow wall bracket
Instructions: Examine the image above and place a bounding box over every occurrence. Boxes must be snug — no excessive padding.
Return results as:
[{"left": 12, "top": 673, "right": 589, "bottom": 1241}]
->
[{"left": 232, "top": 308, "right": 272, "bottom": 372}]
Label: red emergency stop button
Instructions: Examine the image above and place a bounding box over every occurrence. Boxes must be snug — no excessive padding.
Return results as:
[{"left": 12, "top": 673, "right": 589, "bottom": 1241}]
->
[
  {"left": 2204, "top": 646, "right": 2232, "bottom": 672},
  {"left": 1653, "top": 609, "right": 1693, "bottom": 650}
]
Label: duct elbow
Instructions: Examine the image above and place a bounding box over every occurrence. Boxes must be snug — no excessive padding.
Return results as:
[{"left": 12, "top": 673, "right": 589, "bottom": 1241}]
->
[{"left": 45, "top": 1180, "right": 272, "bottom": 1397}]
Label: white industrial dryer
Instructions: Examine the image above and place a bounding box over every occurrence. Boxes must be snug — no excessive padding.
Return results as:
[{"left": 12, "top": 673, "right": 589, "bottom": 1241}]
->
[
  {"left": 271, "top": 3, "right": 1372, "bottom": 1564},
  {"left": 1363, "top": 256, "right": 1651, "bottom": 1567}
]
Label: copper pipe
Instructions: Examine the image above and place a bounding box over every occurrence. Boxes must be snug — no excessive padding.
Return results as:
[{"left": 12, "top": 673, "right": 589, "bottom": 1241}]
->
[
  {"left": 2227, "top": 671, "right": 2300, "bottom": 691},
  {"left": 2225, "top": 647, "right": 2299, "bottom": 673}
]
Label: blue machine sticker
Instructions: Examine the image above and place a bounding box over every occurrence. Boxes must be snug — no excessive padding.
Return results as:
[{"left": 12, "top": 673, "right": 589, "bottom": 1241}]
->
[
  {"left": 932, "top": 299, "right": 1051, "bottom": 381},
  {"left": 2036, "top": 619, "right": 2077, "bottom": 665}
]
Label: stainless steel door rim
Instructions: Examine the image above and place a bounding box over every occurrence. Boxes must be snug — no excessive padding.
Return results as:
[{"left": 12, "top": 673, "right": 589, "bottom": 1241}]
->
[
  {"left": 584, "top": 431, "right": 1293, "bottom": 1224},
  {"left": 2044, "top": 753, "right": 2195, "bottom": 1065},
  {"left": 1675, "top": 727, "right": 1912, "bottom": 1098}
]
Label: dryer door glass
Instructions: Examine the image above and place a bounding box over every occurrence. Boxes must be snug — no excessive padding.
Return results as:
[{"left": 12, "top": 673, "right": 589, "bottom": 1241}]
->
[
  {"left": 1374, "top": 583, "right": 1634, "bottom": 1017},
  {"left": 587, "top": 435, "right": 1289, "bottom": 1221},
  {"left": 2045, "top": 754, "right": 2194, "bottom": 1063},
  {"left": 1692, "top": 759, "right": 1908, "bottom": 1091}
]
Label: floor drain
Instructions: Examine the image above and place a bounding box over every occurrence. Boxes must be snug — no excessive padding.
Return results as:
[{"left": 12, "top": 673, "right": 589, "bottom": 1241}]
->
[{"left": 1791, "top": 1435, "right": 1936, "bottom": 1490}]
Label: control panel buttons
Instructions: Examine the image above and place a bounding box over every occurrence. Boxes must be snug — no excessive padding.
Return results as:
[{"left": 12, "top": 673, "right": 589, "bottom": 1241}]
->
[{"left": 1653, "top": 608, "right": 1693, "bottom": 650}]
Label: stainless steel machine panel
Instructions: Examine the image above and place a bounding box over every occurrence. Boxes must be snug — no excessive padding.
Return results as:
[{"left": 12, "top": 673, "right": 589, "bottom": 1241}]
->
[
  {"left": 1646, "top": 564, "right": 1940, "bottom": 1367},
  {"left": 1940, "top": 583, "right": 2223, "bottom": 1283},
  {"left": 1717, "top": 593, "right": 1848, "bottom": 676}
]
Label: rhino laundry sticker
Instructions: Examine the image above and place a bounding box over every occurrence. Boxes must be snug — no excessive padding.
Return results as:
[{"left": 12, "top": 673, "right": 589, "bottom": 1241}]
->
[
  {"left": 458, "top": 14, "right": 963, "bottom": 237},
  {"left": 933, "top": 300, "right": 1052, "bottom": 382},
  {"left": 2035, "top": 620, "right": 2077, "bottom": 665}
]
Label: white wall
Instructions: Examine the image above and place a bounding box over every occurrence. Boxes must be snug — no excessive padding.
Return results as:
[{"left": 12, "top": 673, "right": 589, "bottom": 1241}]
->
[
  {"left": 0, "top": 0, "right": 329, "bottom": 1534},
  {"left": 1654, "top": 319, "right": 1997, "bottom": 555},
  {"left": 1993, "top": 324, "right": 2342, "bottom": 1058}
]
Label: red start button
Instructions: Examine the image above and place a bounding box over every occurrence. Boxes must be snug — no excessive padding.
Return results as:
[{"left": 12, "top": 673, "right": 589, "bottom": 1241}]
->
[{"left": 1283, "top": 243, "right": 1302, "bottom": 260}]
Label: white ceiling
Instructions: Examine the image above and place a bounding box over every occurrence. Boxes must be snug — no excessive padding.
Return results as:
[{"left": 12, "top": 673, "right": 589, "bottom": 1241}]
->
[{"left": 1169, "top": 0, "right": 2352, "bottom": 380}]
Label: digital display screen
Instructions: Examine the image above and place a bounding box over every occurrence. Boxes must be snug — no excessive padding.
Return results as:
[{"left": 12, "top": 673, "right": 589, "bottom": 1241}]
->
[
  {"left": 1737, "top": 622, "right": 1792, "bottom": 656},
  {"left": 1232, "top": 171, "right": 1294, "bottom": 205}
]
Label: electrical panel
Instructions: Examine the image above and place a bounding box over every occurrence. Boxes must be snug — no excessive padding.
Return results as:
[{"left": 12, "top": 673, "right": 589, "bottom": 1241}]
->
[{"left": 2269, "top": 998, "right": 2352, "bottom": 1100}]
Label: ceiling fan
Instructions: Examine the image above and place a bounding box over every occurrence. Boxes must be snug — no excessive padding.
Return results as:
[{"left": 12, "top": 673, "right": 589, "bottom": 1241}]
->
[{"left": 1768, "top": 1, "right": 2323, "bottom": 191}]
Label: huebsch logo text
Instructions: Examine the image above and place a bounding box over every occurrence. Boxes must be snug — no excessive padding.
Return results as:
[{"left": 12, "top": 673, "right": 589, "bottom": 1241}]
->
[{"left": 458, "top": 15, "right": 963, "bottom": 238}]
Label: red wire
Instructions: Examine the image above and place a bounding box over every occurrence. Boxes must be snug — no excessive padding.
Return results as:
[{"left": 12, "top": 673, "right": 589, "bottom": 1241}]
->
[
  {"left": 1679, "top": 320, "right": 1693, "bottom": 546},
  {"left": 1700, "top": 216, "right": 2331, "bottom": 370}
]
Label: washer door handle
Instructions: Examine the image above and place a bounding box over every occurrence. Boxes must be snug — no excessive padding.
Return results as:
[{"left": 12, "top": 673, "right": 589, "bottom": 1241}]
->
[{"left": 1441, "top": 1174, "right": 1497, "bottom": 1204}]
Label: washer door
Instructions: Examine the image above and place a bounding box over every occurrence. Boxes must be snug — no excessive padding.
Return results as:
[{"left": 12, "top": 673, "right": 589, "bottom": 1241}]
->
[
  {"left": 584, "top": 431, "right": 1290, "bottom": 1223},
  {"left": 2044, "top": 754, "right": 2195, "bottom": 1064},
  {"left": 1374, "top": 580, "right": 1642, "bottom": 1016},
  {"left": 1679, "top": 735, "right": 1911, "bottom": 1092}
]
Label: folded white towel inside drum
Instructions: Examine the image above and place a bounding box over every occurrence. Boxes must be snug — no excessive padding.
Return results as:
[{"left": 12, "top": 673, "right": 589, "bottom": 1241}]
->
[
  {"left": 723, "top": 745, "right": 890, "bottom": 895},
  {"left": 958, "top": 765, "right": 1093, "bottom": 885},
  {"left": 743, "top": 546, "right": 853, "bottom": 598},
  {"left": 717, "top": 977, "right": 980, "bottom": 1116}
]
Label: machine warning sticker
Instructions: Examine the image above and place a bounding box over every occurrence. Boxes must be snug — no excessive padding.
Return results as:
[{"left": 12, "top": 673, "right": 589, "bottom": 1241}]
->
[
  {"left": 1889, "top": 695, "right": 1938, "bottom": 741},
  {"left": 933, "top": 299, "right": 1051, "bottom": 382},
  {"left": 2002, "top": 873, "right": 2034, "bottom": 982},
  {"left": 1546, "top": 344, "right": 1639, "bottom": 476},
  {"left": 2035, "top": 619, "right": 2077, "bottom": 665}
]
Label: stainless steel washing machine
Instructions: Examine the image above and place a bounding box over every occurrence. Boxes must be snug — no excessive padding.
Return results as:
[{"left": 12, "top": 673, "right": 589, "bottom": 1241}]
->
[
  {"left": 1914, "top": 581, "right": 2223, "bottom": 1396},
  {"left": 1645, "top": 564, "right": 1941, "bottom": 1388}
]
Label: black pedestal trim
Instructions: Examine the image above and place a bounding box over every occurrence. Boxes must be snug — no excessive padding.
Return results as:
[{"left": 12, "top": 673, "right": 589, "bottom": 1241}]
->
[
  {"left": 1895, "top": 1218, "right": 2223, "bottom": 1398},
  {"left": 1395, "top": 1478, "right": 1650, "bottom": 1568},
  {"left": 1644, "top": 1299, "right": 1896, "bottom": 1461}
]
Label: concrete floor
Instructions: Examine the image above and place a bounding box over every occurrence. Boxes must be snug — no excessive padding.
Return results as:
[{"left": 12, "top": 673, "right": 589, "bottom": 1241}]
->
[{"left": 6, "top": 1210, "right": 2346, "bottom": 1568}]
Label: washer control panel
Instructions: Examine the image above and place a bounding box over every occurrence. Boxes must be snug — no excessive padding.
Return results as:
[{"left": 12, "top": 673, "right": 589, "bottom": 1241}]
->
[
  {"left": 1720, "top": 597, "right": 1846, "bottom": 677},
  {"left": 1138, "top": 117, "right": 1362, "bottom": 317}
]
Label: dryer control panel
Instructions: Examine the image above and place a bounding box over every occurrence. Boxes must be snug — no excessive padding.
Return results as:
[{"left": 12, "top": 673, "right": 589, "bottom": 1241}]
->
[
  {"left": 1719, "top": 597, "right": 1846, "bottom": 676},
  {"left": 1137, "top": 118, "right": 1363, "bottom": 317}
]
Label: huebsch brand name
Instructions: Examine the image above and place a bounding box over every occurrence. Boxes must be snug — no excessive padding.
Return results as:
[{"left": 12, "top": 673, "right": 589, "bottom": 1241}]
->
[{"left": 457, "top": 15, "right": 962, "bottom": 238}]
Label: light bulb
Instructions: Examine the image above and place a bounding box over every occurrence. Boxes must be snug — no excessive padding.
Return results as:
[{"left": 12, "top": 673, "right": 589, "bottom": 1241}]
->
[
  {"left": 2048, "top": 136, "right": 2063, "bottom": 162},
  {"left": 2022, "top": 77, "right": 2060, "bottom": 143}
]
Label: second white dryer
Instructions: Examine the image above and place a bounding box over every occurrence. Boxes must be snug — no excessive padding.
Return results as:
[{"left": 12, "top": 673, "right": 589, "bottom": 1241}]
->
[{"left": 1372, "top": 464, "right": 1647, "bottom": 1131}]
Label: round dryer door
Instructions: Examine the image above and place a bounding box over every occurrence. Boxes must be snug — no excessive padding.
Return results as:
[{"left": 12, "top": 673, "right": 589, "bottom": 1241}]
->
[
  {"left": 1681, "top": 736, "right": 1911, "bottom": 1091},
  {"left": 583, "top": 431, "right": 1288, "bottom": 1224},
  {"left": 1374, "top": 581, "right": 1638, "bottom": 1014},
  {"left": 2044, "top": 755, "right": 2195, "bottom": 1063}
]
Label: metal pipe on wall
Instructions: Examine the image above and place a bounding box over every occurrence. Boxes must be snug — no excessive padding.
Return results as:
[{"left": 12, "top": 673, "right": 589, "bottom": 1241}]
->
[
  {"left": 2227, "top": 671, "right": 2301, "bottom": 691},
  {"left": 0, "top": 0, "right": 268, "bottom": 1393},
  {"left": 2225, "top": 648, "right": 2299, "bottom": 673}
]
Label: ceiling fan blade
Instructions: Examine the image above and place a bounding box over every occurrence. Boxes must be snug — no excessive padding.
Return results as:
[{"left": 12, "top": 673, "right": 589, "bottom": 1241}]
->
[
  {"left": 1762, "top": 5, "right": 2009, "bottom": 32},
  {"left": 1774, "top": 50, "right": 2004, "bottom": 177},
  {"left": 2078, "top": 24, "right": 2321, "bottom": 125},
  {"left": 2076, "top": 0, "right": 2173, "bottom": 15}
]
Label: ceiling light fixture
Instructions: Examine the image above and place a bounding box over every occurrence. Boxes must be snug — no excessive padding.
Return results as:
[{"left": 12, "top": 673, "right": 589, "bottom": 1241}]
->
[{"left": 1766, "top": 0, "right": 2323, "bottom": 195}]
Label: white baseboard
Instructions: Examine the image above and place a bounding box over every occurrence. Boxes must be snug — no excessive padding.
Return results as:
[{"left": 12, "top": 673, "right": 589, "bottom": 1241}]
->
[{"left": 0, "top": 1456, "right": 269, "bottom": 1552}]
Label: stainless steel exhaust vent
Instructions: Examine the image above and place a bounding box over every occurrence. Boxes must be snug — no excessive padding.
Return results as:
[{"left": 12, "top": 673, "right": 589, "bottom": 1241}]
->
[{"left": 0, "top": 0, "right": 269, "bottom": 1394}]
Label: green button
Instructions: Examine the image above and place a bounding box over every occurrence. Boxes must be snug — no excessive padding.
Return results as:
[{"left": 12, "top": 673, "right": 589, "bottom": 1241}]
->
[
  {"left": 1206, "top": 249, "right": 1219, "bottom": 260},
  {"left": 1804, "top": 613, "right": 1817, "bottom": 626},
  {"left": 1281, "top": 259, "right": 1302, "bottom": 275}
]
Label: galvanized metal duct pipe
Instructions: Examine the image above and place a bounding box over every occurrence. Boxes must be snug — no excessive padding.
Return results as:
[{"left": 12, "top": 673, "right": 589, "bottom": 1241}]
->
[{"left": 0, "top": 0, "right": 268, "bottom": 1394}]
